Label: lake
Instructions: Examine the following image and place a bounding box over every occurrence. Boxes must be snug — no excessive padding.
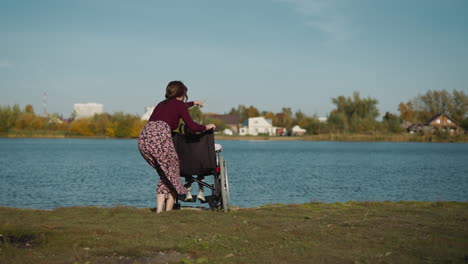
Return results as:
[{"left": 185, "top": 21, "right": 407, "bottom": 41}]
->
[{"left": 0, "top": 138, "right": 467, "bottom": 209}]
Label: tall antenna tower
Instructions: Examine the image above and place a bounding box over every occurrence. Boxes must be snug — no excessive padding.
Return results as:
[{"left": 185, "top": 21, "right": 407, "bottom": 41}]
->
[{"left": 43, "top": 91, "right": 48, "bottom": 116}]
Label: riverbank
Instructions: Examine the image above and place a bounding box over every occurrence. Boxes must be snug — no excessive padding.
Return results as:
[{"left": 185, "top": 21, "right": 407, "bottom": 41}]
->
[
  {"left": 1, "top": 201, "right": 467, "bottom": 263},
  {"left": 2, "top": 132, "right": 468, "bottom": 142},
  {"left": 217, "top": 133, "right": 468, "bottom": 143}
]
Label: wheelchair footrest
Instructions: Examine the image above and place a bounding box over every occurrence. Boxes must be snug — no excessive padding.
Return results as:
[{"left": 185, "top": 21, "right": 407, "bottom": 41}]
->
[{"left": 177, "top": 194, "right": 212, "bottom": 204}]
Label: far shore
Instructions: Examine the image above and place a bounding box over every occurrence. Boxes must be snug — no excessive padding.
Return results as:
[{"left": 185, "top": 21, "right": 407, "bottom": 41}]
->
[
  {"left": 216, "top": 133, "right": 468, "bottom": 143},
  {"left": 2, "top": 132, "right": 467, "bottom": 143}
]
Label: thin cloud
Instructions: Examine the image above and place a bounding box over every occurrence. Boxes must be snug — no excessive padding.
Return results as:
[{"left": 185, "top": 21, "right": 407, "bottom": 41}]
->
[
  {"left": 0, "top": 60, "right": 11, "bottom": 69},
  {"left": 276, "top": 0, "right": 329, "bottom": 16},
  {"left": 275, "top": 0, "right": 354, "bottom": 41}
]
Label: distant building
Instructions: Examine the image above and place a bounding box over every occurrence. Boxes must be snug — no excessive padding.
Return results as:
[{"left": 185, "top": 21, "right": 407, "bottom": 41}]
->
[
  {"left": 222, "top": 128, "right": 234, "bottom": 136},
  {"left": 276, "top": 128, "right": 287, "bottom": 136},
  {"left": 424, "top": 113, "right": 463, "bottom": 133},
  {"left": 141, "top": 106, "right": 155, "bottom": 120},
  {"left": 204, "top": 114, "right": 240, "bottom": 134},
  {"left": 318, "top": 117, "right": 327, "bottom": 123},
  {"left": 239, "top": 116, "right": 279, "bottom": 136},
  {"left": 291, "top": 125, "right": 306, "bottom": 136},
  {"left": 407, "top": 123, "right": 426, "bottom": 134},
  {"left": 73, "top": 103, "right": 103, "bottom": 119},
  {"left": 407, "top": 113, "right": 463, "bottom": 134}
]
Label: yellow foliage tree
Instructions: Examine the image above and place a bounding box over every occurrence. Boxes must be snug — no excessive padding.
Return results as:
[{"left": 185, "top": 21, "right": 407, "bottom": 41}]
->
[
  {"left": 69, "top": 119, "right": 93, "bottom": 136},
  {"left": 130, "top": 120, "right": 146, "bottom": 138},
  {"left": 398, "top": 101, "right": 414, "bottom": 122},
  {"left": 106, "top": 127, "right": 115, "bottom": 137},
  {"left": 246, "top": 105, "right": 260, "bottom": 118}
]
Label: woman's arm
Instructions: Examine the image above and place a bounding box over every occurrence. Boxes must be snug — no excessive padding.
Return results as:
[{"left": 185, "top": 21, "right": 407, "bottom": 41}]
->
[
  {"left": 185, "top": 101, "right": 205, "bottom": 108},
  {"left": 179, "top": 102, "right": 208, "bottom": 132},
  {"left": 193, "top": 100, "right": 205, "bottom": 107}
]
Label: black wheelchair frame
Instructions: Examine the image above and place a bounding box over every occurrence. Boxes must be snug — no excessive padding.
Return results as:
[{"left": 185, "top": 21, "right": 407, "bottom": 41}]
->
[{"left": 172, "top": 128, "right": 229, "bottom": 212}]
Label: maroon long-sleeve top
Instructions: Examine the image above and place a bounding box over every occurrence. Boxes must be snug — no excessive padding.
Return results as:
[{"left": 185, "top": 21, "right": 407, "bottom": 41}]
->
[{"left": 149, "top": 98, "right": 206, "bottom": 132}]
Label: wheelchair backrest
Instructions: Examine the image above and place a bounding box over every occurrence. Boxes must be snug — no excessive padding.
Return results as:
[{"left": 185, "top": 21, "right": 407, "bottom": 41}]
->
[{"left": 172, "top": 126, "right": 216, "bottom": 177}]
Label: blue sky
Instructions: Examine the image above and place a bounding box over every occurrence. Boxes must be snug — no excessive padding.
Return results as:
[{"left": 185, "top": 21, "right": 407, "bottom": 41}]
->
[{"left": 1, "top": 0, "right": 467, "bottom": 118}]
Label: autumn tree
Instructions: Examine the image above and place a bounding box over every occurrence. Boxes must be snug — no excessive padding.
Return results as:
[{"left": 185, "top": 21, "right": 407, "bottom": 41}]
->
[
  {"left": 14, "top": 105, "right": 46, "bottom": 131},
  {"left": 44, "top": 113, "right": 67, "bottom": 131},
  {"left": 69, "top": 118, "right": 93, "bottom": 136},
  {"left": 246, "top": 105, "right": 260, "bottom": 118},
  {"left": 327, "top": 111, "right": 348, "bottom": 132},
  {"left": 275, "top": 107, "right": 293, "bottom": 129},
  {"left": 25, "top": 104, "right": 34, "bottom": 114},
  {"left": 294, "top": 110, "right": 312, "bottom": 129},
  {"left": 260, "top": 111, "right": 277, "bottom": 125},
  {"left": 130, "top": 119, "right": 146, "bottom": 138},
  {"left": 461, "top": 117, "right": 468, "bottom": 131},
  {"left": 306, "top": 116, "right": 329, "bottom": 135},
  {"left": 227, "top": 107, "right": 238, "bottom": 116},
  {"left": 398, "top": 102, "right": 414, "bottom": 122},
  {"left": 92, "top": 113, "right": 112, "bottom": 136},
  {"left": 0, "top": 104, "right": 21, "bottom": 132},
  {"left": 262, "top": 111, "right": 275, "bottom": 120},
  {"left": 328, "top": 92, "right": 379, "bottom": 133},
  {"left": 451, "top": 89, "right": 468, "bottom": 122},
  {"left": 408, "top": 89, "right": 467, "bottom": 123},
  {"left": 111, "top": 112, "right": 140, "bottom": 138},
  {"left": 382, "top": 112, "right": 404, "bottom": 133},
  {"left": 228, "top": 105, "right": 248, "bottom": 124},
  {"left": 189, "top": 106, "right": 203, "bottom": 123}
]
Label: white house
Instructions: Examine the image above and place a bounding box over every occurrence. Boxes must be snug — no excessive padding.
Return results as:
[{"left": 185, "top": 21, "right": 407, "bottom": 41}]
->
[
  {"left": 292, "top": 125, "right": 306, "bottom": 136},
  {"left": 318, "top": 117, "right": 327, "bottom": 123},
  {"left": 73, "top": 103, "right": 103, "bottom": 119},
  {"left": 239, "top": 116, "right": 276, "bottom": 136},
  {"left": 222, "top": 128, "right": 234, "bottom": 136},
  {"left": 141, "top": 106, "right": 155, "bottom": 120}
]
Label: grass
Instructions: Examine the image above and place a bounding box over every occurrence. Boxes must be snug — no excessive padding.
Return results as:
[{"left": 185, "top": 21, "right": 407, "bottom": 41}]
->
[{"left": 1, "top": 201, "right": 467, "bottom": 263}]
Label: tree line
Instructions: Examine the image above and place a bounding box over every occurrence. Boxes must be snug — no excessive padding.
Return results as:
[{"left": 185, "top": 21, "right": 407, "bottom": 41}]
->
[
  {"left": 0, "top": 89, "right": 466, "bottom": 137},
  {"left": 0, "top": 105, "right": 145, "bottom": 138},
  {"left": 217, "top": 89, "right": 467, "bottom": 135}
]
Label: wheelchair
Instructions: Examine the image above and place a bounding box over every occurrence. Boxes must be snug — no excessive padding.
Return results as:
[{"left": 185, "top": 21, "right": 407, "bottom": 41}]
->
[{"left": 172, "top": 127, "right": 230, "bottom": 212}]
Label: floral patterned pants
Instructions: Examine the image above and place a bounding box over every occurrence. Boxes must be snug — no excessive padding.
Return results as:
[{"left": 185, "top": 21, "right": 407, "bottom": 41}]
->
[{"left": 138, "top": 121, "right": 186, "bottom": 195}]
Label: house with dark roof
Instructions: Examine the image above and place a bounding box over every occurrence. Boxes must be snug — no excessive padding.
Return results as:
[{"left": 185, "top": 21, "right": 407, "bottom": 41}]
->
[
  {"left": 424, "top": 113, "right": 463, "bottom": 133},
  {"left": 407, "top": 113, "right": 463, "bottom": 134},
  {"left": 204, "top": 114, "right": 240, "bottom": 134}
]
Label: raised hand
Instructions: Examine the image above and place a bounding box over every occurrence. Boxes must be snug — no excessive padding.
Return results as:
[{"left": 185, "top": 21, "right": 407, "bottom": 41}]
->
[{"left": 194, "top": 100, "right": 206, "bottom": 107}]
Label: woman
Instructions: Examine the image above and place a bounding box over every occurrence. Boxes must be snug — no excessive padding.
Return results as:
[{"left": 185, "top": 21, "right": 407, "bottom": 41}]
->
[{"left": 138, "top": 81, "right": 215, "bottom": 213}]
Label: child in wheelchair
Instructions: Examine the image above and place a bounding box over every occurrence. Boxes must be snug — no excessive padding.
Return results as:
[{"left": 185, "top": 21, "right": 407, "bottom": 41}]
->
[
  {"left": 173, "top": 125, "right": 229, "bottom": 211},
  {"left": 184, "top": 175, "right": 206, "bottom": 202},
  {"left": 183, "top": 143, "right": 223, "bottom": 202}
]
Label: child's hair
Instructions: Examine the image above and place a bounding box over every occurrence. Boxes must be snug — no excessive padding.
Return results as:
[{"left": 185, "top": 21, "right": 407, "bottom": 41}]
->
[{"left": 165, "top": 81, "right": 188, "bottom": 101}]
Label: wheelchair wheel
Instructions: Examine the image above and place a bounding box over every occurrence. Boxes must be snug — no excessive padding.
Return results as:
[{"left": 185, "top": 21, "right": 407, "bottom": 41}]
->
[
  {"left": 208, "top": 177, "right": 220, "bottom": 210},
  {"left": 219, "top": 156, "right": 229, "bottom": 212},
  {"left": 207, "top": 155, "right": 230, "bottom": 212}
]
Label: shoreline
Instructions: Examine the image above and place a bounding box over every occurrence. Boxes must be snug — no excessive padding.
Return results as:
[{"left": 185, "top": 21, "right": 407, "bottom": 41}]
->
[
  {"left": 2, "top": 133, "right": 467, "bottom": 143},
  {"left": 215, "top": 134, "right": 468, "bottom": 143},
  {"left": 1, "top": 200, "right": 467, "bottom": 211}
]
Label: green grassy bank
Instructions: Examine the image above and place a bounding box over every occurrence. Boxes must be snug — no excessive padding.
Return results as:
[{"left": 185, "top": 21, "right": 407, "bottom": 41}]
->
[{"left": 1, "top": 201, "right": 467, "bottom": 264}]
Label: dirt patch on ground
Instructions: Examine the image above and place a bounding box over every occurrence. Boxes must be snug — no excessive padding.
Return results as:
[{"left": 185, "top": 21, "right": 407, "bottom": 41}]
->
[
  {"left": 0, "top": 234, "right": 39, "bottom": 249},
  {"left": 92, "top": 251, "right": 185, "bottom": 264}
]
